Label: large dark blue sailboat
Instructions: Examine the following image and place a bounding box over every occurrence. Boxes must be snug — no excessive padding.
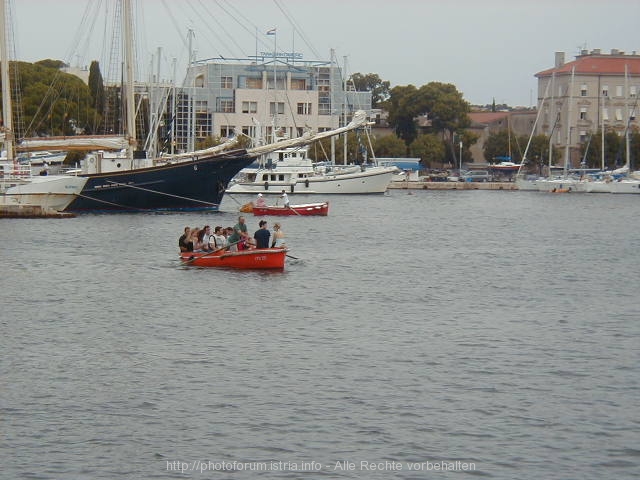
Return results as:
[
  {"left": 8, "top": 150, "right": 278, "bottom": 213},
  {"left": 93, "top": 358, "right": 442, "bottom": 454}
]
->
[
  {"left": 61, "top": 0, "right": 254, "bottom": 213},
  {"left": 66, "top": 149, "right": 254, "bottom": 212}
]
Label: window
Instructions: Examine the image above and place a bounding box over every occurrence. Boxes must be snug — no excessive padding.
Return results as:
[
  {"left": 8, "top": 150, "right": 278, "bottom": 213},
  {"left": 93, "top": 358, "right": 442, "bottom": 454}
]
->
[
  {"left": 195, "top": 100, "right": 208, "bottom": 113},
  {"left": 318, "top": 79, "right": 330, "bottom": 92},
  {"left": 219, "top": 99, "right": 234, "bottom": 113},
  {"left": 579, "top": 130, "right": 588, "bottom": 143},
  {"left": 246, "top": 77, "right": 262, "bottom": 89},
  {"left": 221, "top": 76, "right": 233, "bottom": 89},
  {"left": 241, "top": 101, "right": 257, "bottom": 113},
  {"left": 195, "top": 74, "right": 205, "bottom": 88},
  {"left": 579, "top": 107, "right": 587, "bottom": 120},
  {"left": 267, "top": 76, "right": 285, "bottom": 90},
  {"left": 241, "top": 126, "right": 256, "bottom": 138},
  {"left": 615, "top": 109, "right": 623, "bottom": 121},
  {"left": 630, "top": 86, "right": 637, "bottom": 98},
  {"left": 616, "top": 85, "right": 623, "bottom": 97},
  {"left": 220, "top": 125, "right": 234, "bottom": 137},
  {"left": 297, "top": 102, "right": 312, "bottom": 115},
  {"left": 580, "top": 85, "right": 587, "bottom": 97},
  {"left": 602, "top": 85, "right": 609, "bottom": 97},
  {"left": 318, "top": 104, "right": 331, "bottom": 115},
  {"left": 603, "top": 108, "right": 609, "bottom": 121},
  {"left": 290, "top": 78, "right": 306, "bottom": 90},
  {"left": 269, "top": 102, "right": 285, "bottom": 115}
]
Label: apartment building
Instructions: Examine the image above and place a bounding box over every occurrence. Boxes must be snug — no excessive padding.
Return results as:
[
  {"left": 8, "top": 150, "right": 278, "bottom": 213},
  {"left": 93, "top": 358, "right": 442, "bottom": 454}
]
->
[
  {"left": 535, "top": 49, "right": 640, "bottom": 166},
  {"left": 174, "top": 56, "right": 372, "bottom": 152}
]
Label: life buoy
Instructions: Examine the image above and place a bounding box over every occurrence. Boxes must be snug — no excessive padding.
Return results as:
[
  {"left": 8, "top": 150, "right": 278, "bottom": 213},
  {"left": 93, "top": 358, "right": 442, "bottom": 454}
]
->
[{"left": 264, "top": 181, "right": 269, "bottom": 190}]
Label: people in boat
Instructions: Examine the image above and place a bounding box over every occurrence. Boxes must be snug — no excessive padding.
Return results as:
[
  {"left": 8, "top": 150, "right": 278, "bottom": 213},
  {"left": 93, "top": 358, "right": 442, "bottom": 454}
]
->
[
  {"left": 197, "top": 228, "right": 209, "bottom": 251},
  {"left": 191, "top": 227, "right": 205, "bottom": 251},
  {"left": 201, "top": 225, "right": 213, "bottom": 251},
  {"left": 279, "top": 189, "right": 290, "bottom": 208},
  {"left": 254, "top": 220, "right": 271, "bottom": 249},
  {"left": 210, "top": 226, "right": 226, "bottom": 250},
  {"left": 271, "top": 222, "right": 286, "bottom": 248},
  {"left": 255, "top": 193, "right": 266, "bottom": 207},
  {"left": 228, "top": 216, "right": 248, "bottom": 251},
  {"left": 224, "top": 227, "right": 234, "bottom": 247},
  {"left": 178, "top": 226, "right": 193, "bottom": 252}
]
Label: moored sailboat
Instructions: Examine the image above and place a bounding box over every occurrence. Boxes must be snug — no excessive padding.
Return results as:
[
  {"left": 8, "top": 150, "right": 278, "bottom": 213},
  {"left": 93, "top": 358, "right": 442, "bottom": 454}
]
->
[{"left": 0, "top": 0, "right": 86, "bottom": 214}]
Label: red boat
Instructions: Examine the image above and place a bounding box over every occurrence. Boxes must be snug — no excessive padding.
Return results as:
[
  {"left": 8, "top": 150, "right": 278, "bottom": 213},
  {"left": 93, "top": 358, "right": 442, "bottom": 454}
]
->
[
  {"left": 251, "top": 202, "right": 329, "bottom": 216},
  {"left": 180, "top": 248, "right": 287, "bottom": 269}
]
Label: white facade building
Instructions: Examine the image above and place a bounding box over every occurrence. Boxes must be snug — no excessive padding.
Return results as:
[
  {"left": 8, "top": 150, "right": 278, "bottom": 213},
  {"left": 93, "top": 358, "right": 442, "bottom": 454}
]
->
[{"left": 175, "top": 55, "right": 372, "bottom": 151}]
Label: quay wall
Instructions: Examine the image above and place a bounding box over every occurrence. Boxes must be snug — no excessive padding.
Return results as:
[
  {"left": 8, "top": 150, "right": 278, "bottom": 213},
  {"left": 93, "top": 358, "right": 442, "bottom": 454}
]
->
[{"left": 388, "top": 181, "right": 518, "bottom": 190}]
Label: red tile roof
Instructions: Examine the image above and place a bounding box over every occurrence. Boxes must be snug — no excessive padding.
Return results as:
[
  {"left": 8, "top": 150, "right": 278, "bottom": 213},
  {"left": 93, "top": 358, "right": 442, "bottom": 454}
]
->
[
  {"left": 468, "top": 112, "right": 510, "bottom": 124},
  {"left": 536, "top": 56, "right": 640, "bottom": 77}
]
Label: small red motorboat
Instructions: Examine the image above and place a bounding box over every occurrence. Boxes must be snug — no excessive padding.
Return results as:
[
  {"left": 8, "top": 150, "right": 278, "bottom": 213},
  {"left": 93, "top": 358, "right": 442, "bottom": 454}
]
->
[
  {"left": 180, "top": 248, "right": 287, "bottom": 269},
  {"left": 251, "top": 202, "right": 329, "bottom": 216}
]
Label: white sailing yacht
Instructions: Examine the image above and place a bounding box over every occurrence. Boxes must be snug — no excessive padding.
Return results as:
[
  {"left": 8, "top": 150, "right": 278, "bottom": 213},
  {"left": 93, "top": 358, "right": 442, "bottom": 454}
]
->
[
  {"left": 0, "top": 0, "right": 87, "bottom": 213},
  {"left": 226, "top": 112, "right": 399, "bottom": 195}
]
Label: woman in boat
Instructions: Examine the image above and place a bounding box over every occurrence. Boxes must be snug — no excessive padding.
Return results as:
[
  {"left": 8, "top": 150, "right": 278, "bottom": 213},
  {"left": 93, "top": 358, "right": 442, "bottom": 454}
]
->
[
  {"left": 255, "top": 193, "right": 266, "bottom": 207},
  {"left": 201, "top": 225, "right": 213, "bottom": 251},
  {"left": 190, "top": 228, "right": 204, "bottom": 252},
  {"left": 271, "top": 223, "right": 286, "bottom": 248}
]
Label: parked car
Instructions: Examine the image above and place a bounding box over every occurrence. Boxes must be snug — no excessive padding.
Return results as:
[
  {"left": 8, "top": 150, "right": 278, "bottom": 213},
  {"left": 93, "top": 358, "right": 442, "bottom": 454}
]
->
[{"left": 464, "top": 170, "right": 492, "bottom": 182}]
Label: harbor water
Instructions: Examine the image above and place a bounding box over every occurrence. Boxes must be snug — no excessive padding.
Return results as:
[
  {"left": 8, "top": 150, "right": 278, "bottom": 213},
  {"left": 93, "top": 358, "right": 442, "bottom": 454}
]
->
[{"left": 1, "top": 190, "right": 639, "bottom": 479}]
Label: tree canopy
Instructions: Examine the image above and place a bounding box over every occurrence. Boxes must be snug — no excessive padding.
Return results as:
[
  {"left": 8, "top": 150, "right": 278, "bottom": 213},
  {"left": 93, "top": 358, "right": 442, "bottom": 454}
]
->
[
  {"left": 371, "top": 134, "right": 407, "bottom": 158},
  {"left": 385, "top": 82, "right": 470, "bottom": 147},
  {"left": 409, "top": 134, "right": 445, "bottom": 168},
  {"left": 2, "top": 60, "right": 98, "bottom": 138},
  {"left": 350, "top": 73, "right": 390, "bottom": 108}
]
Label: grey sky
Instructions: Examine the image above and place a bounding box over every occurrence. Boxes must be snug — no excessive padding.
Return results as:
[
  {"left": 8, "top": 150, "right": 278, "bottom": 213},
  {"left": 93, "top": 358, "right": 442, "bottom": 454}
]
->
[{"left": 10, "top": 0, "right": 640, "bottom": 107}]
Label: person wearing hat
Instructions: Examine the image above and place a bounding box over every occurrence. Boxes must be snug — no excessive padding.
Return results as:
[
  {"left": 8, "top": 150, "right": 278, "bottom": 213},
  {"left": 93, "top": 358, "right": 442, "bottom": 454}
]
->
[{"left": 255, "top": 192, "right": 266, "bottom": 207}]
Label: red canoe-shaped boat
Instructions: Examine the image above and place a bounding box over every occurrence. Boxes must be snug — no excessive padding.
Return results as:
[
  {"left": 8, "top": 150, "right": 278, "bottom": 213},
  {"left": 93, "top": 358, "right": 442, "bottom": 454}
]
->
[
  {"left": 180, "top": 248, "right": 287, "bottom": 269},
  {"left": 251, "top": 202, "right": 329, "bottom": 216}
]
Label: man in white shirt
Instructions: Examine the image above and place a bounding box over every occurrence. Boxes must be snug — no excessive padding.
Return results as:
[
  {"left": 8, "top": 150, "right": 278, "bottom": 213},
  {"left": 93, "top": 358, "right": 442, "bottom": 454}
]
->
[{"left": 279, "top": 189, "right": 290, "bottom": 208}]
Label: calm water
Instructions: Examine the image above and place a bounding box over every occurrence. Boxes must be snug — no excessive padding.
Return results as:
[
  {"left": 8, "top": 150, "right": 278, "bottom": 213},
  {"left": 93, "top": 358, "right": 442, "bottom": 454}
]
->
[{"left": 1, "top": 190, "right": 639, "bottom": 479}]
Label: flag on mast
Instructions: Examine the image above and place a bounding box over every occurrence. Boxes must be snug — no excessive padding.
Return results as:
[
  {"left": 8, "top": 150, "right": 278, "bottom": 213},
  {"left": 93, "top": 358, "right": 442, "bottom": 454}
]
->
[{"left": 266, "top": 28, "right": 277, "bottom": 35}]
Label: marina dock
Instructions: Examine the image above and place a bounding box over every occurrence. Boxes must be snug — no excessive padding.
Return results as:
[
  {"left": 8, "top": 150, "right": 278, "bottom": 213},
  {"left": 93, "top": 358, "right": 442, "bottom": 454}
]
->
[
  {"left": 388, "top": 181, "right": 518, "bottom": 190},
  {"left": 0, "top": 205, "right": 76, "bottom": 218}
]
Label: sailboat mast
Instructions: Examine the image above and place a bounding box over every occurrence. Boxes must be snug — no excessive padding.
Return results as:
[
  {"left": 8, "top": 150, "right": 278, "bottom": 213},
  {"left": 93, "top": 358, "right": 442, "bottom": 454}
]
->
[
  {"left": 563, "top": 67, "right": 575, "bottom": 178},
  {"left": 343, "top": 55, "right": 348, "bottom": 165},
  {"left": 548, "top": 72, "right": 556, "bottom": 174},
  {"left": 0, "top": 0, "right": 14, "bottom": 161},
  {"left": 601, "top": 89, "right": 605, "bottom": 170},
  {"left": 122, "top": 0, "right": 136, "bottom": 161},
  {"left": 624, "top": 64, "right": 630, "bottom": 169}
]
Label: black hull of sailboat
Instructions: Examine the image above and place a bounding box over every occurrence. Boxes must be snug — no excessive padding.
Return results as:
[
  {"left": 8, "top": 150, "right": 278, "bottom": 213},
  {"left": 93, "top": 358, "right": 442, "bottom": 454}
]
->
[{"left": 65, "top": 151, "right": 254, "bottom": 212}]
